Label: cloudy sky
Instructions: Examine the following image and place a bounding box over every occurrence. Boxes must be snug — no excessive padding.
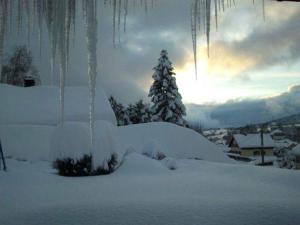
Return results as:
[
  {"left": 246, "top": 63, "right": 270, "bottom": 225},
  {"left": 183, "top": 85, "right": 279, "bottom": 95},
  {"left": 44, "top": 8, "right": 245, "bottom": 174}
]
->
[{"left": 5, "top": 0, "right": 300, "bottom": 127}]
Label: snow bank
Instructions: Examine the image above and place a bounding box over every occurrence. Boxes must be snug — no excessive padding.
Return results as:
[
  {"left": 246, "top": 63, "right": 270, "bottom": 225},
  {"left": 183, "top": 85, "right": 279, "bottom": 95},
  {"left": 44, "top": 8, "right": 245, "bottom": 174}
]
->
[
  {"left": 0, "top": 125, "right": 54, "bottom": 161},
  {"left": 117, "top": 122, "right": 232, "bottom": 163},
  {"left": 1, "top": 121, "right": 231, "bottom": 164},
  {"left": 0, "top": 84, "right": 116, "bottom": 125}
]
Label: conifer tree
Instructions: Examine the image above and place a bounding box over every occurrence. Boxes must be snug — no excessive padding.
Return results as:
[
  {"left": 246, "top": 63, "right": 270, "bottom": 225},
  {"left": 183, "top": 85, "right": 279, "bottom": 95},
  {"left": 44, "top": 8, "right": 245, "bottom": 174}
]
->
[
  {"left": 0, "top": 46, "right": 40, "bottom": 87},
  {"left": 109, "top": 96, "right": 127, "bottom": 126},
  {"left": 149, "top": 50, "right": 186, "bottom": 126}
]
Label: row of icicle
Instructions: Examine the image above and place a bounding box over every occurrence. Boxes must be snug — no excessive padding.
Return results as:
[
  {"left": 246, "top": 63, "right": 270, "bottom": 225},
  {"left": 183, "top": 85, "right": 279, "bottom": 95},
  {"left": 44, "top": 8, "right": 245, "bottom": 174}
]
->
[
  {"left": 191, "top": 0, "right": 265, "bottom": 79},
  {"left": 0, "top": 0, "right": 265, "bottom": 149}
]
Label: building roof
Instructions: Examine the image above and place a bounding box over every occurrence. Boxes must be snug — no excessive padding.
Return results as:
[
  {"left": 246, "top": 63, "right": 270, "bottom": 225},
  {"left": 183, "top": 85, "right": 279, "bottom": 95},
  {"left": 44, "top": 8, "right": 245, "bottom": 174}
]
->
[
  {"left": 271, "top": 129, "right": 284, "bottom": 135},
  {"left": 232, "top": 134, "right": 275, "bottom": 149}
]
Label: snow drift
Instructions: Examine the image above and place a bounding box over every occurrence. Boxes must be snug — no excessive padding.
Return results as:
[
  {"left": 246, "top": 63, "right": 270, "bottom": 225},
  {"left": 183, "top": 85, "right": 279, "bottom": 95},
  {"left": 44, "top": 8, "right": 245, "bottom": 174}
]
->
[
  {"left": 117, "top": 122, "right": 232, "bottom": 163},
  {"left": 0, "top": 84, "right": 117, "bottom": 125},
  {"left": 1, "top": 121, "right": 232, "bottom": 164},
  {"left": 0, "top": 84, "right": 231, "bottom": 164}
]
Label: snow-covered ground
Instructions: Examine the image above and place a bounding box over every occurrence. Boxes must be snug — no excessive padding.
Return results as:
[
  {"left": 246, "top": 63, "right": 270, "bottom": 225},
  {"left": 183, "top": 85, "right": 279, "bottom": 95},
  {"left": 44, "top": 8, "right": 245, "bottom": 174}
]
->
[
  {"left": 1, "top": 155, "right": 300, "bottom": 225},
  {"left": 1, "top": 84, "right": 300, "bottom": 225}
]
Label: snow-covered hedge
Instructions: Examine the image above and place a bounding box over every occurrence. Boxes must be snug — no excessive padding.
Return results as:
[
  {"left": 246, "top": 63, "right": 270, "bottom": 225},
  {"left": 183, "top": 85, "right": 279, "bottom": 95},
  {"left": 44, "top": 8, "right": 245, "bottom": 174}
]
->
[
  {"left": 50, "top": 121, "right": 119, "bottom": 176},
  {"left": 53, "top": 154, "right": 118, "bottom": 176}
]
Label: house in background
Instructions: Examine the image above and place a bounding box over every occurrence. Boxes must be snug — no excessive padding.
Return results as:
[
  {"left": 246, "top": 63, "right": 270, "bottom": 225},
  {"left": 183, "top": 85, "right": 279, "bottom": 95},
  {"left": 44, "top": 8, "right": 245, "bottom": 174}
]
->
[
  {"left": 271, "top": 129, "right": 286, "bottom": 141},
  {"left": 228, "top": 134, "right": 275, "bottom": 157}
]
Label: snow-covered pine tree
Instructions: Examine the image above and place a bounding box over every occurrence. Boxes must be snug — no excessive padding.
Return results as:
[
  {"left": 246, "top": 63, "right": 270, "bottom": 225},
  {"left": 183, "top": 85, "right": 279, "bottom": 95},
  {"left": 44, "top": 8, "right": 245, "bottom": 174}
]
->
[
  {"left": 128, "top": 100, "right": 152, "bottom": 124},
  {"left": 1, "top": 46, "right": 40, "bottom": 87},
  {"left": 109, "top": 96, "right": 127, "bottom": 126},
  {"left": 127, "top": 103, "right": 138, "bottom": 124},
  {"left": 141, "top": 102, "right": 152, "bottom": 123},
  {"left": 149, "top": 50, "right": 186, "bottom": 126}
]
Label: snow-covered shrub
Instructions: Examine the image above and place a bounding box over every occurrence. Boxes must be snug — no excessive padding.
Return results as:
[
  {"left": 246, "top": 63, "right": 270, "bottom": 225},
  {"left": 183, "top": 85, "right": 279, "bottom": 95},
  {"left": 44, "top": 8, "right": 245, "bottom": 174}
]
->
[
  {"left": 50, "top": 122, "right": 91, "bottom": 161},
  {"left": 51, "top": 121, "right": 119, "bottom": 176},
  {"left": 142, "top": 140, "right": 166, "bottom": 160},
  {"left": 53, "top": 153, "right": 118, "bottom": 176},
  {"left": 163, "top": 158, "right": 178, "bottom": 170},
  {"left": 93, "top": 121, "right": 119, "bottom": 170}
]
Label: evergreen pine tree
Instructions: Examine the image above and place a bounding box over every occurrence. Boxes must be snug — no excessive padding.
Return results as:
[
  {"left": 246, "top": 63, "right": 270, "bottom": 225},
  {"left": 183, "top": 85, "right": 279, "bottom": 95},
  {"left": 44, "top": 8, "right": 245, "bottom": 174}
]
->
[
  {"left": 128, "top": 100, "right": 152, "bottom": 124},
  {"left": 149, "top": 50, "right": 186, "bottom": 126},
  {"left": 1, "top": 46, "right": 40, "bottom": 87},
  {"left": 109, "top": 96, "right": 127, "bottom": 126}
]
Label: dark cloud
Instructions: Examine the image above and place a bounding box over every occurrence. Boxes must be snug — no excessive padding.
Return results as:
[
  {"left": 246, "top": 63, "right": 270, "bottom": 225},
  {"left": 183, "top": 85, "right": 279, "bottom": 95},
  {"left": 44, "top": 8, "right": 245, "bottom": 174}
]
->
[
  {"left": 207, "top": 5, "right": 300, "bottom": 77},
  {"left": 4, "top": 0, "right": 300, "bottom": 108},
  {"left": 187, "top": 84, "right": 300, "bottom": 128}
]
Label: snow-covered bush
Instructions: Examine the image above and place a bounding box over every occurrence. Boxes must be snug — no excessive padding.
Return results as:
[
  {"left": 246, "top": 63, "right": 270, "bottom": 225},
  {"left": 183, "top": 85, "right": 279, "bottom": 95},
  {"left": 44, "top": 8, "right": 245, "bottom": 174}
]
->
[
  {"left": 93, "top": 121, "right": 119, "bottom": 169},
  {"left": 50, "top": 121, "right": 119, "bottom": 176},
  {"left": 163, "top": 158, "right": 178, "bottom": 170},
  {"left": 53, "top": 153, "right": 118, "bottom": 176},
  {"left": 50, "top": 122, "right": 91, "bottom": 161},
  {"left": 142, "top": 140, "right": 166, "bottom": 160},
  {"left": 275, "top": 146, "right": 296, "bottom": 169}
]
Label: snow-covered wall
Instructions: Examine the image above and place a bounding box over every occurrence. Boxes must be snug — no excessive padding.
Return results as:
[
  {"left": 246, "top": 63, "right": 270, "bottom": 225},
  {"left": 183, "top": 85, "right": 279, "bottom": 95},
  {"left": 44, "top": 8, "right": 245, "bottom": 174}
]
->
[{"left": 0, "top": 84, "right": 117, "bottom": 125}]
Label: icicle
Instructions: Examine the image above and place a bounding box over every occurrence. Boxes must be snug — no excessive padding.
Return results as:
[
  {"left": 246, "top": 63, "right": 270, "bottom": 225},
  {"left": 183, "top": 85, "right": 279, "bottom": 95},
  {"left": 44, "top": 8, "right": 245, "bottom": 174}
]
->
[
  {"left": 17, "top": 0, "right": 22, "bottom": 34},
  {"left": 113, "top": 0, "right": 116, "bottom": 47},
  {"left": 262, "top": 0, "right": 265, "bottom": 20},
  {"left": 0, "top": 2, "right": 5, "bottom": 77},
  {"left": 118, "top": 0, "right": 121, "bottom": 43},
  {"left": 124, "top": 0, "right": 128, "bottom": 32},
  {"left": 206, "top": 0, "right": 211, "bottom": 57},
  {"left": 85, "top": 0, "right": 98, "bottom": 157},
  {"left": 191, "top": 0, "right": 199, "bottom": 79},
  {"left": 0, "top": 0, "right": 8, "bottom": 77},
  {"left": 214, "top": 0, "right": 218, "bottom": 30}
]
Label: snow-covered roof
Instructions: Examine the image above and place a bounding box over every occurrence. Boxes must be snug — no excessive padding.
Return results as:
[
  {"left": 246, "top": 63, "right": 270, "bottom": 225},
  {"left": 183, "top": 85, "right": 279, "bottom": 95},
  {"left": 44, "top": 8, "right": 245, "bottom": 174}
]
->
[
  {"left": 275, "top": 139, "right": 297, "bottom": 148},
  {"left": 291, "top": 145, "right": 300, "bottom": 156},
  {"left": 271, "top": 129, "right": 284, "bottom": 135},
  {"left": 232, "top": 134, "right": 275, "bottom": 149},
  {"left": 0, "top": 84, "right": 117, "bottom": 125}
]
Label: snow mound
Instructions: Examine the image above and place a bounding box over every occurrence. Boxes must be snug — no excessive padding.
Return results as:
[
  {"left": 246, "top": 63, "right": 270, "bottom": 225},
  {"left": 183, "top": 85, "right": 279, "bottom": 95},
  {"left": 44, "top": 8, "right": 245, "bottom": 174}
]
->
[
  {"left": 115, "top": 152, "right": 169, "bottom": 175},
  {"left": 1, "top": 121, "right": 232, "bottom": 164},
  {"left": 50, "top": 122, "right": 91, "bottom": 161},
  {"left": 50, "top": 121, "right": 118, "bottom": 169},
  {"left": 117, "top": 122, "right": 232, "bottom": 163},
  {"left": 0, "top": 125, "right": 54, "bottom": 161},
  {"left": 93, "top": 121, "right": 118, "bottom": 169},
  {"left": 0, "top": 84, "right": 116, "bottom": 125},
  {"left": 142, "top": 140, "right": 166, "bottom": 160}
]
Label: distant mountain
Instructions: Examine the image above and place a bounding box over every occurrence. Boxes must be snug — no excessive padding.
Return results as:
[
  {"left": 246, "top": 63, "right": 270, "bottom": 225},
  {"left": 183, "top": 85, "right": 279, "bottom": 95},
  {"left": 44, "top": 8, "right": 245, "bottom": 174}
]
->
[
  {"left": 186, "top": 85, "right": 300, "bottom": 128},
  {"left": 266, "top": 113, "right": 300, "bottom": 126}
]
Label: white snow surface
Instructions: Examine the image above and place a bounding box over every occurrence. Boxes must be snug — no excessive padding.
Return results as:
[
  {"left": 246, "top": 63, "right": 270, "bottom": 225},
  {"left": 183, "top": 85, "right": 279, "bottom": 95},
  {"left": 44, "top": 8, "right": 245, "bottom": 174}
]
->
[
  {"left": 50, "top": 122, "right": 92, "bottom": 161},
  {"left": 50, "top": 121, "right": 118, "bottom": 169},
  {"left": 291, "top": 145, "right": 300, "bottom": 156},
  {"left": 117, "top": 122, "right": 232, "bottom": 163},
  {"left": 1, "top": 121, "right": 231, "bottom": 164},
  {"left": 1, "top": 156, "right": 300, "bottom": 225},
  {"left": 0, "top": 84, "right": 117, "bottom": 125}
]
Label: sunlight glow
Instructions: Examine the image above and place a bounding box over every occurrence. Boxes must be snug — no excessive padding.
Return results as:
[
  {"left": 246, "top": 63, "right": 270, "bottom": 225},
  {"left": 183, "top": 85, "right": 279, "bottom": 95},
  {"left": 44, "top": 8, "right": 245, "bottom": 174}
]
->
[{"left": 175, "top": 58, "right": 273, "bottom": 105}]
